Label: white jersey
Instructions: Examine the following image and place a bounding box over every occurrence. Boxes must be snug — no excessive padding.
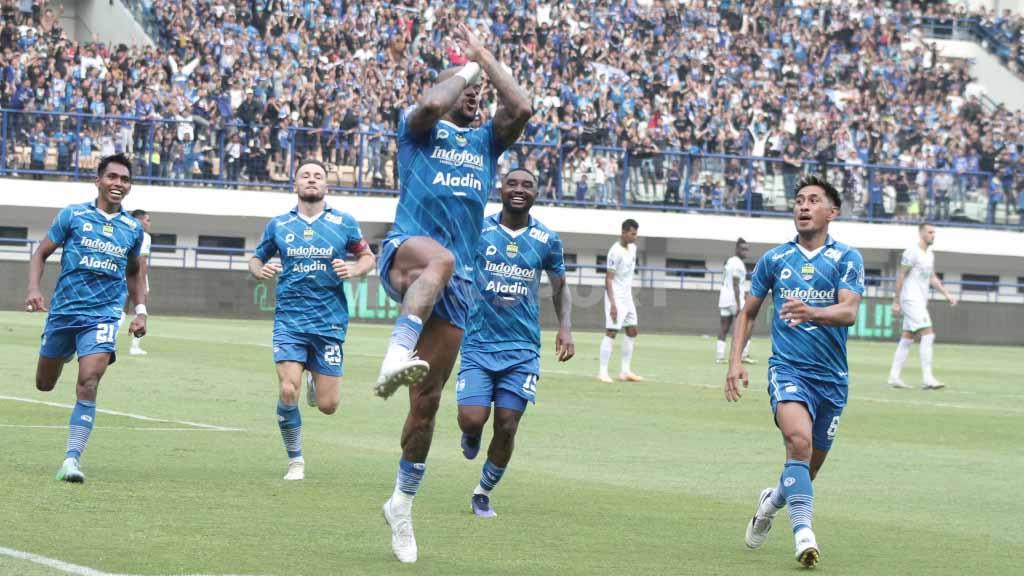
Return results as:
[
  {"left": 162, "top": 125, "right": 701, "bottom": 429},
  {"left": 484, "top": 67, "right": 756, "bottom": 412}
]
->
[
  {"left": 899, "top": 245, "right": 933, "bottom": 305},
  {"left": 606, "top": 241, "right": 636, "bottom": 302},
  {"left": 140, "top": 232, "right": 152, "bottom": 257},
  {"left": 718, "top": 256, "right": 746, "bottom": 308}
]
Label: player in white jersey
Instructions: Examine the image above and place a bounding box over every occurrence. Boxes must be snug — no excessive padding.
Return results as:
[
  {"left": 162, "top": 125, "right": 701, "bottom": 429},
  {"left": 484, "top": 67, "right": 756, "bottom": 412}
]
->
[
  {"left": 128, "top": 209, "right": 152, "bottom": 355},
  {"left": 598, "top": 219, "right": 643, "bottom": 382},
  {"left": 887, "top": 223, "right": 956, "bottom": 389},
  {"left": 716, "top": 238, "right": 756, "bottom": 364}
]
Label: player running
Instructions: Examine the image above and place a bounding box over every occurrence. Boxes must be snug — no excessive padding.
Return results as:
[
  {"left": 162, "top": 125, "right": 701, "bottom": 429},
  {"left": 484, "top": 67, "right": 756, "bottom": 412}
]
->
[
  {"left": 716, "top": 237, "right": 755, "bottom": 364},
  {"left": 456, "top": 168, "right": 574, "bottom": 518},
  {"left": 373, "top": 23, "right": 533, "bottom": 563},
  {"left": 249, "top": 159, "right": 375, "bottom": 481},
  {"left": 887, "top": 223, "right": 957, "bottom": 390},
  {"left": 597, "top": 219, "right": 643, "bottom": 383},
  {"left": 724, "top": 175, "right": 864, "bottom": 568},
  {"left": 25, "top": 153, "right": 148, "bottom": 483}
]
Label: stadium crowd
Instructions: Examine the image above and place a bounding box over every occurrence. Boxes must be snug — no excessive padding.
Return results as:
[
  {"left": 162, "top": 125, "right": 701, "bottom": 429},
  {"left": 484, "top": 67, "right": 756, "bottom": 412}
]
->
[{"left": 1, "top": 0, "right": 1023, "bottom": 223}]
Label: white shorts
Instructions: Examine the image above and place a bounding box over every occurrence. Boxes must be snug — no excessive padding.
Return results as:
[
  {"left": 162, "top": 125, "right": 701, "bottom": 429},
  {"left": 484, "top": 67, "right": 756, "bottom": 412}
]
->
[
  {"left": 605, "top": 296, "right": 638, "bottom": 330},
  {"left": 900, "top": 300, "right": 932, "bottom": 333},
  {"left": 720, "top": 305, "right": 738, "bottom": 317}
]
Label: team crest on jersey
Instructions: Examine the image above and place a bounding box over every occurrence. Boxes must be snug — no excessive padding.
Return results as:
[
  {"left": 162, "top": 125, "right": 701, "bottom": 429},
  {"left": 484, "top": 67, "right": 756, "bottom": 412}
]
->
[
  {"left": 800, "top": 262, "right": 815, "bottom": 280},
  {"left": 454, "top": 133, "right": 468, "bottom": 147},
  {"left": 505, "top": 242, "right": 519, "bottom": 259},
  {"left": 285, "top": 233, "right": 295, "bottom": 243},
  {"left": 102, "top": 223, "right": 114, "bottom": 236},
  {"left": 303, "top": 227, "right": 314, "bottom": 240},
  {"left": 83, "top": 222, "right": 93, "bottom": 232}
]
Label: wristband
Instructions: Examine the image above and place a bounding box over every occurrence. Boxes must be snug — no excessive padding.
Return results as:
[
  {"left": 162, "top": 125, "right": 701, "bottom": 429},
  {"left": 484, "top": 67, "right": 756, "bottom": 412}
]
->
[
  {"left": 135, "top": 304, "right": 148, "bottom": 316},
  {"left": 455, "top": 62, "right": 482, "bottom": 86}
]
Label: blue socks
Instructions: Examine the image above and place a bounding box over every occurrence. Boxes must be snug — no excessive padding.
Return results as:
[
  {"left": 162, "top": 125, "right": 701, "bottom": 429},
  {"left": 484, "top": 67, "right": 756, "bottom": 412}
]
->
[
  {"left": 396, "top": 458, "right": 426, "bottom": 496},
  {"left": 477, "top": 459, "right": 506, "bottom": 495},
  {"left": 389, "top": 314, "right": 424, "bottom": 352},
  {"left": 277, "top": 400, "right": 302, "bottom": 458},
  {"left": 65, "top": 400, "right": 96, "bottom": 460},
  {"left": 781, "top": 459, "right": 814, "bottom": 532}
]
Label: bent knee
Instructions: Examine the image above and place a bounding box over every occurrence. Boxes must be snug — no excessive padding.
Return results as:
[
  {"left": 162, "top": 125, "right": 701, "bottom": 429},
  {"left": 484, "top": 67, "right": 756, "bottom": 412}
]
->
[
  {"left": 783, "top": 431, "right": 813, "bottom": 460},
  {"left": 493, "top": 417, "right": 520, "bottom": 438},
  {"left": 429, "top": 250, "right": 455, "bottom": 276},
  {"left": 36, "top": 375, "right": 57, "bottom": 391},
  {"left": 318, "top": 400, "right": 339, "bottom": 415}
]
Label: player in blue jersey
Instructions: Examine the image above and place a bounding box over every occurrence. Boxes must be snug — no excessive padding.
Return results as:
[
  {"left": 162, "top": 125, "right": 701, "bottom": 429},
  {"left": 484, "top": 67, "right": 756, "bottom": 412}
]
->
[
  {"left": 249, "top": 158, "right": 375, "bottom": 481},
  {"left": 24, "top": 154, "right": 148, "bottom": 483},
  {"left": 724, "top": 175, "right": 865, "bottom": 568},
  {"left": 457, "top": 168, "right": 574, "bottom": 518},
  {"left": 375, "top": 24, "right": 533, "bottom": 564}
]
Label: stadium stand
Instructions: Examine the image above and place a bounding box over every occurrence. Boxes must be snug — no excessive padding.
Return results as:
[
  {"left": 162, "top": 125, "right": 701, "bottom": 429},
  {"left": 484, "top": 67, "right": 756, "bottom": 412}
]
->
[{"left": 0, "top": 0, "right": 1022, "bottom": 227}]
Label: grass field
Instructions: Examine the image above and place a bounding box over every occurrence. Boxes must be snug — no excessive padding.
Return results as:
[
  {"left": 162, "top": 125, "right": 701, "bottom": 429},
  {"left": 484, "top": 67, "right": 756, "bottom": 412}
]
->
[{"left": 0, "top": 310, "right": 1021, "bottom": 575}]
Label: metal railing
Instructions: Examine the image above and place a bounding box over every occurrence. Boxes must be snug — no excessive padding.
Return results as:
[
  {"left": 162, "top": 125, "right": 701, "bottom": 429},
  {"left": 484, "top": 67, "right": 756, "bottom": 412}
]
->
[{"left": 3, "top": 238, "right": 1021, "bottom": 303}]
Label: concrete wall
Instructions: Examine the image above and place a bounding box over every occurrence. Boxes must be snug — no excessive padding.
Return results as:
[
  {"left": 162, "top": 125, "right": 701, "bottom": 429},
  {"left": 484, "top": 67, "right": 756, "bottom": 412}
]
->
[
  {"left": 4, "top": 262, "right": 1021, "bottom": 346},
  {"left": 71, "top": 0, "right": 153, "bottom": 47},
  {"left": 926, "top": 39, "right": 1024, "bottom": 111}
]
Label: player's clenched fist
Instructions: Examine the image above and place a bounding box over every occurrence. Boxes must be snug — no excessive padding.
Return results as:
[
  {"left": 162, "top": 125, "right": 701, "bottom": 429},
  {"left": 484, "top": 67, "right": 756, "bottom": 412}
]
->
[{"left": 25, "top": 289, "right": 47, "bottom": 313}]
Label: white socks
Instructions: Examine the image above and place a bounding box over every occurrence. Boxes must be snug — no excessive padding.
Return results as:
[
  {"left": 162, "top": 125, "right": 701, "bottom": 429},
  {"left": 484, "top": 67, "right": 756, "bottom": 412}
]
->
[
  {"left": 599, "top": 336, "right": 614, "bottom": 375},
  {"left": 621, "top": 336, "right": 635, "bottom": 375},
  {"left": 715, "top": 339, "right": 726, "bottom": 361},
  {"left": 473, "top": 484, "right": 490, "bottom": 497},
  {"left": 131, "top": 336, "right": 143, "bottom": 351},
  {"left": 391, "top": 487, "right": 414, "bottom": 515},
  {"left": 742, "top": 340, "right": 751, "bottom": 359},
  {"left": 890, "top": 338, "right": 912, "bottom": 380},
  {"left": 920, "top": 334, "right": 935, "bottom": 382}
]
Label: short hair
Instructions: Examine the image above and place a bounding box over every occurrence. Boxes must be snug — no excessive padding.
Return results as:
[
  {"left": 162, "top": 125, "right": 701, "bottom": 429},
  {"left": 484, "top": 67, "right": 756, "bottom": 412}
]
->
[
  {"left": 504, "top": 167, "right": 537, "bottom": 183},
  {"left": 131, "top": 209, "right": 147, "bottom": 218},
  {"left": 736, "top": 237, "right": 747, "bottom": 247},
  {"left": 98, "top": 153, "right": 132, "bottom": 178},
  {"left": 621, "top": 218, "right": 639, "bottom": 231},
  {"left": 918, "top": 222, "right": 935, "bottom": 231},
  {"left": 794, "top": 174, "right": 841, "bottom": 209},
  {"left": 294, "top": 158, "right": 328, "bottom": 178}
]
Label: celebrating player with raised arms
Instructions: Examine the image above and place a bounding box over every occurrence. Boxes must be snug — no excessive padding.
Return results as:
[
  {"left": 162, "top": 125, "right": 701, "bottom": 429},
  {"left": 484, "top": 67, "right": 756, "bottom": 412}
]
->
[
  {"left": 249, "top": 159, "right": 375, "bottom": 481},
  {"left": 373, "top": 23, "right": 533, "bottom": 563},
  {"left": 25, "top": 153, "right": 148, "bottom": 483},
  {"left": 457, "top": 168, "right": 574, "bottom": 518},
  {"left": 724, "top": 175, "right": 865, "bottom": 568}
]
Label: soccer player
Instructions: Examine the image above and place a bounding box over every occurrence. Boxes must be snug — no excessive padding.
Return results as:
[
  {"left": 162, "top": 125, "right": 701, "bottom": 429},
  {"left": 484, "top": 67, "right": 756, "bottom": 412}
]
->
[
  {"left": 373, "top": 23, "right": 532, "bottom": 563},
  {"left": 724, "top": 175, "right": 864, "bottom": 568},
  {"left": 127, "top": 209, "right": 152, "bottom": 356},
  {"left": 249, "top": 159, "right": 375, "bottom": 481},
  {"left": 597, "top": 219, "right": 643, "bottom": 383},
  {"left": 24, "top": 153, "right": 148, "bottom": 483},
  {"left": 887, "top": 223, "right": 957, "bottom": 390},
  {"left": 457, "top": 168, "right": 575, "bottom": 518},
  {"left": 716, "top": 237, "right": 755, "bottom": 364}
]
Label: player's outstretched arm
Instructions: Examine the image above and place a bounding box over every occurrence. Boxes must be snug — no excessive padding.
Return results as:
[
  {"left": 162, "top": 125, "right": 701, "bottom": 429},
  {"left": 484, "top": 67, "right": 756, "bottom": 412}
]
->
[
  {"left": 780, "top": 289, "right": 861, "bottom": 328},
  {"left": 405, "top": 62, "right": 477, "bottom": 141},
  {"left": 550, "top": 274, "right": 575, "bottom": 362},
  {"left": 725, "top": 295, "right": 763, "bottom": 401},
  {"left": 454, "top": 23, "right": 532, "bottom": 148},
  {"left": 126, "top": 254, "right": 148, "bottom": 337},
  {"left": 25, "top": 237, "right": 59, "bottom": 312}
]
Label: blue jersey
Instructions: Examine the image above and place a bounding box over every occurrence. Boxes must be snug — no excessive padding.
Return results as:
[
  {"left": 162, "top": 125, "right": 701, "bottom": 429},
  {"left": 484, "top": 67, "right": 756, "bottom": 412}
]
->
[
  {"left": 391, "top": 109, "right": 507, "bottom": 281},
  {"left": 462, "top": 213, "right": 565, "bottom": 355},
  {"left": 45, "top": 202, "right": 144, "bottom": 319},
  {"left": 750, "top": 235, "right": 865, "bottom": 386},
  {"left": 254, "top": 206, "right": 369, "bottom": 339}
]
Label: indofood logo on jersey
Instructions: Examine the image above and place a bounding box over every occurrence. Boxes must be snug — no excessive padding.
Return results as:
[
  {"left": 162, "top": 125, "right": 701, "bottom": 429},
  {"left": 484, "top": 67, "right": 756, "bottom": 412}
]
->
[
  {"left": 778, "top": 287, "right": 835, "bottom": 303},
  {"left": 81, "top": 237, "right": 129, "bottom": 257},
  {"left": 433, "top": 171, "right": 483, "bottom": 191},
  {"left": 286, "top": 246, "right": 332, "bottom": 258},
  {"left": 800, "top": 262, "right": 815, "bottom": 280},
  {"left": 484, "top": 260, "right": 536, "bottom": 280},
  {"left": 430, "top": 147, "right": 484, "bottom": 169}
]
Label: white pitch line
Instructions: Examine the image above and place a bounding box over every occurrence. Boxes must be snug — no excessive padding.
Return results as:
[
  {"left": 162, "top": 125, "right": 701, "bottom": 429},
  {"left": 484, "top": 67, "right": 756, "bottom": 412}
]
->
[
  {"left": 0, "top": 395, "right": 245, "bottom": 432},
  {"left": 0, "top": 545, "right": 265, "bottom": 576},
  {"left": 0, "top": 424, "right": 238, "bottom": 432}
]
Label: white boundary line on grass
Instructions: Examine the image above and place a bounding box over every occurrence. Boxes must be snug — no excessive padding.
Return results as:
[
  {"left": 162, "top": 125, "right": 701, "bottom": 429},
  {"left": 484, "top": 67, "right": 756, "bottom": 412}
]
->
[
  {"left": 0, "top": 545, "right": 264, "bottom": 576},
  {"left": 0, "top": 424, "right": 238, "bottom": 432},
  {"left": 0, "top": 395, "right": 245, "bottom": 432}
]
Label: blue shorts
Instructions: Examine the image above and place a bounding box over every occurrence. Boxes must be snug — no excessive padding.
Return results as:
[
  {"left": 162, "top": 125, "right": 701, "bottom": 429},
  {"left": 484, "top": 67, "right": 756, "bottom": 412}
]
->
[
  {"left": 456, "top": 349, "right": 539, "bottom": 412},
  {"left": 378, "top": 234, "right": 474, "bottom": 331},
  {"left": 767, "top": 363, "right": 847, "bottom": 451},
  {"left": 40, "top": 314, "right": 121, "bottom": 364},
  {"left": 272, "top": 328, "right": 344, "bottom": 377}
]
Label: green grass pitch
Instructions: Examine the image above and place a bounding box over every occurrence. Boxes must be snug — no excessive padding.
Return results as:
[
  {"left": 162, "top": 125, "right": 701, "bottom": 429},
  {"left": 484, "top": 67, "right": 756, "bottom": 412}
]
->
[{"left": 0, "top": 311, "right": 1021, "bottom": 575}]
